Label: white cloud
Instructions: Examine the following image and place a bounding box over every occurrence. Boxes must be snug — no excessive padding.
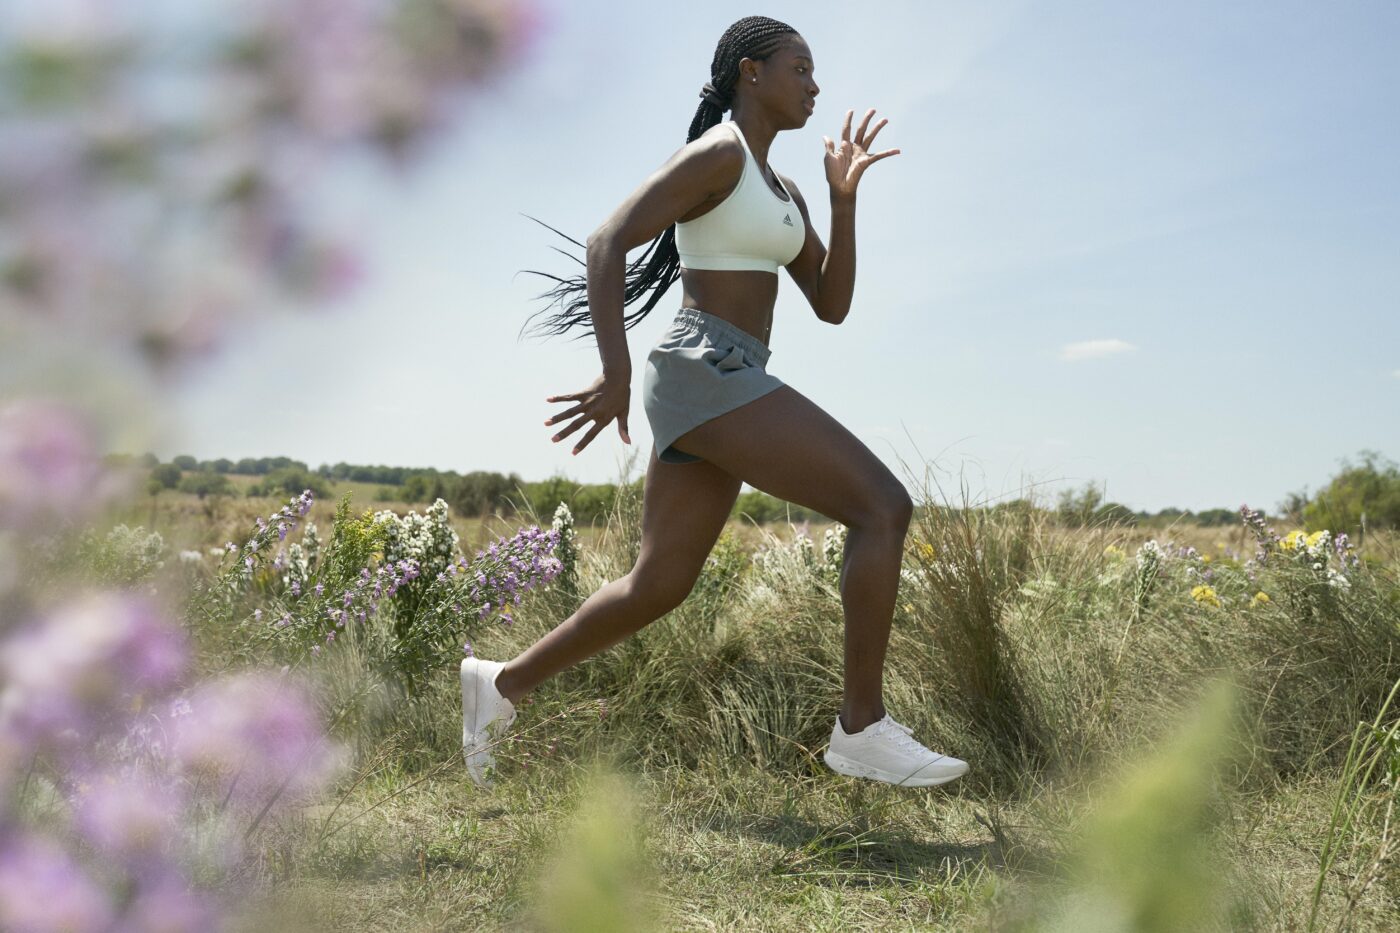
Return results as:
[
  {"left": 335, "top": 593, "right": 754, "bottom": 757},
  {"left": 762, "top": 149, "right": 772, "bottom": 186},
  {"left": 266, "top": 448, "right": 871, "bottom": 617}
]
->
[
  {"left": 1059, "top": 339, "right": 1137, "bottom": 362},
  {"left": 1392, "top": 369, "right": 1400, "bottom": 380}
]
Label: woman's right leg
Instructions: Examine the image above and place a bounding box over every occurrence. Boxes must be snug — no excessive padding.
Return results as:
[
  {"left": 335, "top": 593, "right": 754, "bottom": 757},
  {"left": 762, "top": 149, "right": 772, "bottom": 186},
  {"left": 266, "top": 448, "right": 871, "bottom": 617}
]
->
[{"left": 492, "top": 446, "right": 742, "bottom": 703}]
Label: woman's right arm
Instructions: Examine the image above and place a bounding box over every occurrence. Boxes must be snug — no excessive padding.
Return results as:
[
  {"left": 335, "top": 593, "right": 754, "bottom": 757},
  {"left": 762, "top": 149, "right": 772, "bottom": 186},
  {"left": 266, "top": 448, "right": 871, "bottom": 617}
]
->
[
  {"left": 545, "top": 134, "right": 741, "bottom": 457},
  {"left": 584, "top": 135, "right": 743, "bottom": 381}
]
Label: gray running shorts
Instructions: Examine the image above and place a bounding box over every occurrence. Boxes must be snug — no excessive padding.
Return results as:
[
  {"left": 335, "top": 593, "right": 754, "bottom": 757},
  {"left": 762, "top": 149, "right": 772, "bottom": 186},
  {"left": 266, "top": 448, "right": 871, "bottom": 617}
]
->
[{"left": 641, "top": 307, "right": 785, "bottom": 464}]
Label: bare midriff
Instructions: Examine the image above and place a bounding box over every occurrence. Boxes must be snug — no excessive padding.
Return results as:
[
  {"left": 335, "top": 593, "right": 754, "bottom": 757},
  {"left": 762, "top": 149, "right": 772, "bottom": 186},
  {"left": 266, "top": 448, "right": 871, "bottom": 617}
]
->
[{"left": 678, "top": 268, "right": 778, "bottom": 348}]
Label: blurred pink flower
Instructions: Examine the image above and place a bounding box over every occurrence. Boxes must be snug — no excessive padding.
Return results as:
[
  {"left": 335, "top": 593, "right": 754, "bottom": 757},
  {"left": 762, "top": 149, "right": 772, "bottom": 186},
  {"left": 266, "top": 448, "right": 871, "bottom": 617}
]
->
[
  {"left": 111, "top": 871, "right": 214, "bottom": 933},
  {"left": 171, "top": 671, "right": 345, "bottom": 807},
  {"left": 0, "top": 830, "right": 115, "bottom": 933},
  {"left": 72, "top": 768, "right": 184, "bottom": 863},
  {"left": 0, "top": 397, "right": 109, "bottom": 529},
  {"left": 0, "top": 591, "right": 188, "bottom": 751}
]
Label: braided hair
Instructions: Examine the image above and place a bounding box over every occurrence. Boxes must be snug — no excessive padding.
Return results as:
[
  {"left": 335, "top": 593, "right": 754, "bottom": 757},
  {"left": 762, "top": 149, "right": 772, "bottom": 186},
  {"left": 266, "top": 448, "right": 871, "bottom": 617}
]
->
[{"left": 519, "top": 15, "right": 799, "bottom": 343}]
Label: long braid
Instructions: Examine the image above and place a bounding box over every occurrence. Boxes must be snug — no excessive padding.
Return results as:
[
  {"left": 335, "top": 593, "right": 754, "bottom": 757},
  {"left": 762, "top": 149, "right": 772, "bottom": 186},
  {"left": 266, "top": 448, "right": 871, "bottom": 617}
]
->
[{"left": 520, "top": 16, "right": 798, "bottom": 344}]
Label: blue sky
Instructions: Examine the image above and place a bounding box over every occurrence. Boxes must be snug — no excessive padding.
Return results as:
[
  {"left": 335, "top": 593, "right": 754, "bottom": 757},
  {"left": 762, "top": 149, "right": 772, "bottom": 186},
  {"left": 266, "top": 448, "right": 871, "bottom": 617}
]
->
[{"left": 162, "top": 0, "right": 1400, "bottom": 513}]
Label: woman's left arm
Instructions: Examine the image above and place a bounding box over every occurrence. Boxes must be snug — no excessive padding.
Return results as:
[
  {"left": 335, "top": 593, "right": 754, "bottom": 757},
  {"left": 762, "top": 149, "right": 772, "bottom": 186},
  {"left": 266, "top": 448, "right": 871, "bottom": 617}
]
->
[{"left": 782, "top": 108, "right": 900, "bottom": 325}]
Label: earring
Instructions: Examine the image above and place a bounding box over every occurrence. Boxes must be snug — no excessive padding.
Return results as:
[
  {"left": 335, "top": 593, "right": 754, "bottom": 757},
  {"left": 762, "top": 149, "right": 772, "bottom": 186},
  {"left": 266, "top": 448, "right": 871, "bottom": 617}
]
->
[{"left": 751, "top": 78, "right": 757, "bottom": 84}]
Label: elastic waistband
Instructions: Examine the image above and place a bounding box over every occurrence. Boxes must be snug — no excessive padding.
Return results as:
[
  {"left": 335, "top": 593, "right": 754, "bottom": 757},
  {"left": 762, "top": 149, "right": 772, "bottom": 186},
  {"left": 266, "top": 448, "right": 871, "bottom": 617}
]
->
[{"left": 671, "top": 307, "right": 772, "bottom": 365}]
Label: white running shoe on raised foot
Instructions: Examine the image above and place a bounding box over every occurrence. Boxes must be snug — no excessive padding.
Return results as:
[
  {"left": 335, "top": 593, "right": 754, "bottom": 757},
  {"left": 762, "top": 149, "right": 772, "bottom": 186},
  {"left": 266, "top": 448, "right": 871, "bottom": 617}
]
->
[
  {"left": 823, "top": 713, "right": 969, "bottom": 788},
  {"left": 461, "top": 657, "right": 517, "bottom": 787}
]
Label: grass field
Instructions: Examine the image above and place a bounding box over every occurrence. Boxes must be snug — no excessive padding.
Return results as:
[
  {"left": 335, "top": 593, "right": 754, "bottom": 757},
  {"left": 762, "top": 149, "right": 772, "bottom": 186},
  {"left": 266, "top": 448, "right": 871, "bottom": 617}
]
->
[{"left": 88, "top": 483, "right": 1400, "bottom": 931}]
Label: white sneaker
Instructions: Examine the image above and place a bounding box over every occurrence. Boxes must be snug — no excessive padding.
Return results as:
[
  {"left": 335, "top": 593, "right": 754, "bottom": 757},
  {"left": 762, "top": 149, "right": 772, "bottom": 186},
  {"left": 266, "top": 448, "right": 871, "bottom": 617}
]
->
[
  {"left": 824, "top": 713, "right": 969, "bottom": 787},
  {"left": 461, "top": 657, "right": 517, "bottom": 787}
]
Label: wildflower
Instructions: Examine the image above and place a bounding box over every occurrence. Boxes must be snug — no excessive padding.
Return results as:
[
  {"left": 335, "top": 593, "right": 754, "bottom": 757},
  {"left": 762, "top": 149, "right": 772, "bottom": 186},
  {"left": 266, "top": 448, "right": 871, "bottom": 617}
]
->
[
  {"left": 169, "top": 671, "right": 343, "bottom": 804},
  {"left": 1326, "top": 568, "right": 1351, "bottom": 591},
  {"left": 1190, "top": 584, "right": 1221, "bottom": 608},
  {"left": 463, "top": 641, "right": 473, "bottom": 658},
  {"left": 0, "top": 832, "right": 116, "bottom": 931},
  {"left": 72, "top": 769, "right": 181, "bottom": 860},
  {"left": 1250, "top": 591, "right": 1270, "bottom": 607},
  {"left": 1103, "top": 544, "right": 1126, "bottom": 561},
  {"left": 1135, "top": 539, "right": 1166, "bottom": 568},
  {"left": 1280, "top": 530, "right": 1306, "bottom": 552},
  {"left": 0, "top": 592, "right": 187, "bottom": 743}
]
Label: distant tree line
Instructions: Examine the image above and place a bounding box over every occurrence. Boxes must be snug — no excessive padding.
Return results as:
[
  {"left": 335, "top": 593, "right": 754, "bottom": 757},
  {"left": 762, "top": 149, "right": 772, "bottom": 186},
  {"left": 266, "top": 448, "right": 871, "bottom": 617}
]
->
[{"left": 112, "top": 448, "right": 1400, "bottom": 533}]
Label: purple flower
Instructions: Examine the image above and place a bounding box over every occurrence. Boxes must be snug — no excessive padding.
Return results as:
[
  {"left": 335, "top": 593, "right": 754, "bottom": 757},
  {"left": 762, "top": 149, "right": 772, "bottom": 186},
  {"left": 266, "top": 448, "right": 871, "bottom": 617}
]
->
[
  {"left": 314, "top": 583, "right": 324, "bottom": 597},
  {"left": 116, "top": 872, "right": 215, "bottom": 933},
  {"left": 72, "top": 768, "right": 183, "bottom": 861},
  {"left": 170, "top": 671, "right": 343, "bottom": 807},
  {"left": 0, "top": 831, "right": 115, "bottom": 932},
  {"left": 0, "top": 398, "right": 115, "bottom": 530},
  {"left": 0, "top": 592, "right": 187, "bottom": 746}
]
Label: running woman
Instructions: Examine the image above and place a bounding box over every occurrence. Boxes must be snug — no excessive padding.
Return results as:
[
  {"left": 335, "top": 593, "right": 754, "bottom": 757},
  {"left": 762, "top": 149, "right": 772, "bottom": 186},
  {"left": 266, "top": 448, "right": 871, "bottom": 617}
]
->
[{"left": 462, "top": 15, "right": 969, "bottom": 789}]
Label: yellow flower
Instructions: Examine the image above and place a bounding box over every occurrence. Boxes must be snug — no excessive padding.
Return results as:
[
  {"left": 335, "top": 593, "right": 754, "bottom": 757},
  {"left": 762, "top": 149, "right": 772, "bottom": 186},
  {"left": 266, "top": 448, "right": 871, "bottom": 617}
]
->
[
  {"left": 1191, "top": 584, "right": 1221, "bottom": 608},
  {"left": 1250, "top": 591, "right": 1270, "bottom": 607},
  {"left": 903, "top": 603, "right": 914, "bottom": 613},
  {"left": 917, "top": 541, "right": 936, "bottom": 561},
  {"left": 1201, "top": 553, "right": 1213, "bottom": 564},
  {"left": 1306, "top": 530, "right": 1328, "bottom": 549},
  {"left": 1281, "top": 530, "right": 1306, "bottom": 551},
  {"left": 1103, "top": 544, "right": 1126, "bottom": 561}
]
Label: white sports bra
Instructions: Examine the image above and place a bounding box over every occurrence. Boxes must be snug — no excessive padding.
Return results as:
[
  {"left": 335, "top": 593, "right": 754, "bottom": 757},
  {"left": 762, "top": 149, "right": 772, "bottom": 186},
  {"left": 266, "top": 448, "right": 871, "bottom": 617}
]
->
[{"left": 674, "top": 120, "right": 806, "bottom": 274}]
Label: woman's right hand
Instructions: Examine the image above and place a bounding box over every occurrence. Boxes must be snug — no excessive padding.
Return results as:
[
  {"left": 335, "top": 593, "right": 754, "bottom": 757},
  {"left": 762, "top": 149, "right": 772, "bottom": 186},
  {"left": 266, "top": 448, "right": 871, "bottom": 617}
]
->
[{"left": 545, "top": 373, "right": 632, "bottom": 456}]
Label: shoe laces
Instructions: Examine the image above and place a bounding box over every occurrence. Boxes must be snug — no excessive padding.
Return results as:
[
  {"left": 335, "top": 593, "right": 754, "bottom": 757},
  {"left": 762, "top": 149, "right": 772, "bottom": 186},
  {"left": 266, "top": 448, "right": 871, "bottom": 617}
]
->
[{"left": 874, "top": 715, "right": 928, "bottom": 756}]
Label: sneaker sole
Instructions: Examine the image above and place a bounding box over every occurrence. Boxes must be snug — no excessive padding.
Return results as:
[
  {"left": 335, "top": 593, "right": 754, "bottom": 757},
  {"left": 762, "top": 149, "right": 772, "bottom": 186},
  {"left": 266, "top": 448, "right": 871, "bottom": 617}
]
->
[{"left": 823, "top": 749, "right": 969, "bottom": 787}]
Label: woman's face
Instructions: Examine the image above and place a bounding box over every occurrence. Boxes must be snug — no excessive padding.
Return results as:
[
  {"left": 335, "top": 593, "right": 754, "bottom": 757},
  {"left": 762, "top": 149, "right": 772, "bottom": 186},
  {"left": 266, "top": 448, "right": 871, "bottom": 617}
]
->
[{"left": 745, "top": 35, "right": 819, "bottom": 129}]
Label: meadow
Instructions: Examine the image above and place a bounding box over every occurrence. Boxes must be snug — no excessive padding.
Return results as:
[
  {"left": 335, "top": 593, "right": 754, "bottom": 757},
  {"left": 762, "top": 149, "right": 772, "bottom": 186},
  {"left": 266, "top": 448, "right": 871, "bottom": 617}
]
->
[{"left": 64, "top": 472, "right": 1400, "bottom": 931}]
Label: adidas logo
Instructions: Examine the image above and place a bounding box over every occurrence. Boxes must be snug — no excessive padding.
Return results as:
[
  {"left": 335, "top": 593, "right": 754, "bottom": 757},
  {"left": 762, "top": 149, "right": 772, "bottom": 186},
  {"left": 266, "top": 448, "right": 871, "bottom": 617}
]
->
[{"left": 783, "top": 214, "right": 793, "bottom": 226}]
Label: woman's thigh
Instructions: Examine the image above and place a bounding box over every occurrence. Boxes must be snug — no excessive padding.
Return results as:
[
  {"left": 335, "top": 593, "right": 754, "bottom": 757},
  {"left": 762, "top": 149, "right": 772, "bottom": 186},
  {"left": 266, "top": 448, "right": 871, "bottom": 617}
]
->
[
  {"left": 635, "top": 445, "right": 743, "bottom": 593},
  {"left": 670, "top": 385, "right": 911, "bottom": 528}
]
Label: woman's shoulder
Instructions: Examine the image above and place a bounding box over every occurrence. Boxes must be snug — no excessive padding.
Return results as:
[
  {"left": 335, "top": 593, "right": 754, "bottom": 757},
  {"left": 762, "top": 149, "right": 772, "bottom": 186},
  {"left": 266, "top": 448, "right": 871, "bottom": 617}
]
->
[
  {"left": 668, "top": 123, "right": 746, "bottom": 188},
  {"left": 685, "top": 122, "right": 745, "bottom": 164}
]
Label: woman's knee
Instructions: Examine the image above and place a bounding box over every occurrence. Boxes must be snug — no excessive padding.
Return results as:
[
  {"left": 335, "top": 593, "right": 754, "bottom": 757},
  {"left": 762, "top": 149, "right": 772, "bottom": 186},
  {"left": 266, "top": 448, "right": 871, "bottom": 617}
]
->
[
  {"left": 623, "top": 564, "right": 696, "bottom": 616},
  {"left": 852, "top": 481, "right": 913, "bottom": 534}
]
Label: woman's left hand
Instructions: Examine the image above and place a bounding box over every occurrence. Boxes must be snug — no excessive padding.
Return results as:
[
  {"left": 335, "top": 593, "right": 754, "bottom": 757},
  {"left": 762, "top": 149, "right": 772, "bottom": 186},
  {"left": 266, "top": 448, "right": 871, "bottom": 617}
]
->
[{"left": 823, "top": 108, "right": 900, "bottom": 199}]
